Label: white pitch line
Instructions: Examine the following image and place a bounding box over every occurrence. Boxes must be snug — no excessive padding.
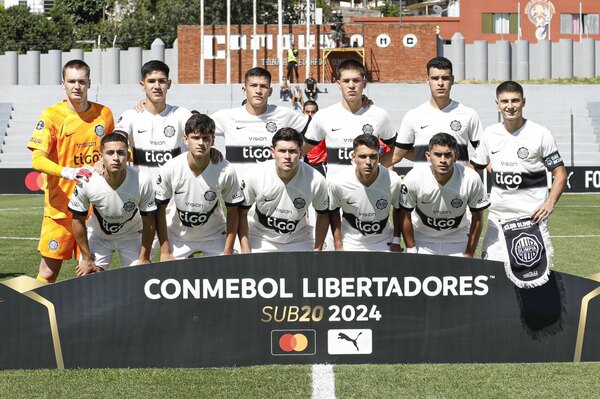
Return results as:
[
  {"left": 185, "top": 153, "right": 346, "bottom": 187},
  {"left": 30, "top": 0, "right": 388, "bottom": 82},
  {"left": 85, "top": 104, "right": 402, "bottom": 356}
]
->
[
  {"left": 0, "top": 207, "right": 43, "bottom": 211},
  {"left": 312, "top": 364, "right": 336, "bottom": 399},
  {"left": 551, "top": 234, "right": 600, "bottom": 238},
  {"left": 557, "top": 205, "right": 600, "bottom": 208},
  {"left": 0, "top": 237, "right": 38, "bottom": 240}
]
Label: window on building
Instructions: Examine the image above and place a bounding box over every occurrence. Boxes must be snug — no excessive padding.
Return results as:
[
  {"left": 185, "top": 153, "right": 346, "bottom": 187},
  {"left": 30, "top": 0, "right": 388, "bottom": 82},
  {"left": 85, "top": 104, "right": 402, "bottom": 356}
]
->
[
  {"left": 482, "top": 13, "right": 518, "bottom": 34},
  {"left": 560, "top": 14, "right": 599, "bottom": 35}
]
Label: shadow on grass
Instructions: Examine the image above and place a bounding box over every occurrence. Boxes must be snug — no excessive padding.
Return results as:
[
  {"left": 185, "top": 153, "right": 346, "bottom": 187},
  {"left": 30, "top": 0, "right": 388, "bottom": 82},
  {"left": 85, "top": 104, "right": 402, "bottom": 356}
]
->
[{"left": 0, "top": 272, "right": 25, "bottom": 280}]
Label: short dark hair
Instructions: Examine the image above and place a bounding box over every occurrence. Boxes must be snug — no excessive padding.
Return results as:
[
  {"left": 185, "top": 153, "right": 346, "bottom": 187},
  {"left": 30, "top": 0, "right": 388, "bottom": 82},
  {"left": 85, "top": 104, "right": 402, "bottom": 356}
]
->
[
  {"left": 63, "top": 59, "right": 90, "bottom": 79},
  {"left": 336, "top": 59, "right": 366, "bottom": 80},
  {"left": 101, "top": 130, "right": 129, "bottom": 149},
  {"left": 426, "top": 57, "right": 453, "bottom": 75},
  {"left": 303, "top": 100, "right": 318, "bottom": 111},
  {"left": 245, "top": 67, "right": 271, "bottom": 85},
  {"left": 141, "top": 60, "right": 170, "bottom": 80},
  {"left": 185, "top": 113, "right": 215, "bottom": 137},
  {"left": 272, "top": 127, "right": 303, "bottom": 148},
  {"left": 353, "top": 133, "right": 379, "bottom": 151},
  {"left": 496, "top": 80, "right": 524, "bottom": 97},
  {"left": 428, "top": 132, "right": 457, "bottom": 151}
]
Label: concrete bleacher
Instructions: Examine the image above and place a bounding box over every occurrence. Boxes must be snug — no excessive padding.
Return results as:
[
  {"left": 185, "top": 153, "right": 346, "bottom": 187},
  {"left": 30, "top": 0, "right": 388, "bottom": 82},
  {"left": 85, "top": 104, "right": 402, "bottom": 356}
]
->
[
  {"left": 1, "top": 83, "right": 599, "bottom": 168},
  {"left": 0, "top": 103, "right": 13, "bottom": 155}
]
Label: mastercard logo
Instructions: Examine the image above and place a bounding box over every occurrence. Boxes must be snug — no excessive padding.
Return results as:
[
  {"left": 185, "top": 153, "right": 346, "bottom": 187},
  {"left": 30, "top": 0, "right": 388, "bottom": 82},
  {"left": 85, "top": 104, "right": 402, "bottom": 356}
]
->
[
  {"left": 24, "top": 171, "right": 46, "bottom": 192},
  {"left": 271, "top": 329, "right": 316, "bottom": 356}
]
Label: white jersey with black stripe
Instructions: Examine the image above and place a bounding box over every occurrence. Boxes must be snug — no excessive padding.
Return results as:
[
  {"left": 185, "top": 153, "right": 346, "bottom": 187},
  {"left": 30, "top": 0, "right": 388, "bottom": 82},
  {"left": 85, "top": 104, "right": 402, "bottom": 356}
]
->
[
  {"left": 155, "top": 153, "right": 244, "bottom": 241},
  {"left": 242, "top": 160, "right": 329, "bottom": 244},
  {"left": 115, "top": 105, "right": 192, "bottom": 183},
  {"left": 396, "top": 100, "right": 482, "bottom": 163},
  {"left": 304, "top": 102, "right": 396, "bottom": 176},
  {"left": 400, "top": 163, "right": 489, "bottom": 242},
  {"left": 470, "top": 119, "right": 564, "bottom": 220},
  {"left": 67, "top": 166, "right": 157, "bottom": 240},
  {"left": 211, "top": 105, "right": 309, "bottom": 182},
  {"left": 328, "top": 165, "right": 402, "bottom": 249}
]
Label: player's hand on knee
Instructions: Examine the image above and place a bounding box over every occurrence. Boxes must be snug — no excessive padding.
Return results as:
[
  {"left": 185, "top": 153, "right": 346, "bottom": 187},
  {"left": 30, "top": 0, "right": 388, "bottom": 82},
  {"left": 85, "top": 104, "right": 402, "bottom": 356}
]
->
[{"left": 76, "top": 259, "right": 98, "bottom": 276}]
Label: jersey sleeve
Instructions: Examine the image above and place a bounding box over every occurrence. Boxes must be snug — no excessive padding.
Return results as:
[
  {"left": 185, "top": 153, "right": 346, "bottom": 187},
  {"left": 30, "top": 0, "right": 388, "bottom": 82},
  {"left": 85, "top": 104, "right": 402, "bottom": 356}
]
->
[
  {"left": 376, "top": 110, "right": 397, "bottom": 145},
  {"left": 155, "top": 161, "right": 173, "bottom": 203},
  {"left": 114, "top": 110, "right": 133, "bottom": 135},
  {"left": 28, "top": 108, "right": 56, "bottom": 153},
  {"left": 540, "top": 129, "right": 564, "bottom": 171},
  {"left": 468, "top": 110, "right": 483, "bottom": 147},
  {"left": 399, "top": 171, "right": 417, "bottom": 210},
  {"left": 139, "top": 173, "right": 157, "bottom": 216},
  {"left": 311, "top": 173, "right": 330, "bottom": 213},
  {"left": 289, "top": 110, "right": 310, "bottom": 135},
  {"left": 466, "top": 169, "right": 490, "bottom": 212},
  {"left": 220, "top": 162, "right": 245, "bottom": 206},
  {"left": 470, "top": 130, "right": 490, "bottom": 169},
  {"left": 327, "top": 180, "right": 342, "bottom": 211},
  {"left": 304, "top": 113, "right": 325, "bottom": 144},
  {"left": 390, "top": 175, "right": 403, "bottom": 211},
  {"left": 67, "top": 183, "right": 90, "bottom": 216},
  {"left": 395, "top": 111, "right": 415, "bottom": 149},
  {"left": 241, "top": 168, "right": 257, "bottom": 208},
  {"left": 211, "top": 110, "right": 227, "bottom": 137}
]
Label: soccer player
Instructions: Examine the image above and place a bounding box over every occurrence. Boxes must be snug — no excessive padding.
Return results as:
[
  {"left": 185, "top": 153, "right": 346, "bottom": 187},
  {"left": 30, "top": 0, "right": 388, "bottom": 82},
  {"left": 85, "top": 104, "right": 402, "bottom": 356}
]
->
[
  {"left": 155, "top": 114, "right": 244, "bottom": 259},
  {"left": 115, "top": 60, "right": 192, "bottom": 183},
  {"left": 302, "top": 100, "right": 326, "bottom": 177},
  {"left": 304, "top": 59, "right": 397, "bottom": 177},
  {"left": 211, "top": 67, "right": 309, "bottom": 186},
  {"left": 390, "top": 56, "right": 483, "bottom": 166},
  {"left": 239, "top": 128, "right": 329, "bottom": 253},
  {"left": 68, "top": 132, "right": 156, "bottom": 275},
  {"left": 470, "top": 81, "right": 567, "bottom": 265},
  {"left": 329, "top": 134, "right": 402, "bottom": 252},
  {"left": 27, "top": 59, "right": 114, "bottom": 283},
  {"left": 399, "top": 133, "right": 489, "bottom": 257}
]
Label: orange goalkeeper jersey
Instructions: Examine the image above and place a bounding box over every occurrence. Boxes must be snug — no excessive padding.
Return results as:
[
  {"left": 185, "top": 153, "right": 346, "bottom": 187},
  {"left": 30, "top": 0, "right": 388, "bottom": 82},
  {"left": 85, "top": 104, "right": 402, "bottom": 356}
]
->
[{"left": 28, "top": 100, "right": 114, "bottom": 219}]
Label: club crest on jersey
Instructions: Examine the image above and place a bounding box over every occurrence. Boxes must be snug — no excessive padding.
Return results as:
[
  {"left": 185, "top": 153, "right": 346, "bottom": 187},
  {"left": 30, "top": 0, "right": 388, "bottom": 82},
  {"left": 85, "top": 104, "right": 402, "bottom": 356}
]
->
[
  {"left": 362, "top": 124, "right": 374, "bottom": 135},
  {"left": 293, "top": 197, "right": 306, "bottom": 209},
  {"left": 204, "top": 191, "right": 217, "bottom": 201},
  {"left": 266, "top": 121, "right": 277, "bottom": 133},
  {"left": 510, "top": 232, "right": 543, "bottom": 267},
  {"left": 164, "top": 125, "right": 176, "bottom": 138},
  {"left": 375, "top": 199, "right": 388, "bottom": 210},
  {"left": 450, "top": 198, "right": 463, "bottom": 208},
  {"left": 48, "top": 239, "right": 59, "bottom": 252},
  {"left": 517, "top": 147, "right": 529, "bottom": 159},
  {"left": 450, "top": 120, "right": 462, "bottom": 132},
  {"left": 36, "top": 120, "right": 45, "bottom": 130},
  {"left": 94, "top": 125, "right": 106, "bottom": 137},
  {"left": 123, "top": 201, "right": 136, "bottom": 212}
]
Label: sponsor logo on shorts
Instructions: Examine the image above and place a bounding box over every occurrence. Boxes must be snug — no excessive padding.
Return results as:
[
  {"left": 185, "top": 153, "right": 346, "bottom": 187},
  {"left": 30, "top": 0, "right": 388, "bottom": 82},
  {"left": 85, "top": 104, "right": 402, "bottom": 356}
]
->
[
  {"left": 48, "top": 240, "right": 59, "bottom": 252},
  {"left": 271, "top": 329, "right": 316, "bottom": 356}
]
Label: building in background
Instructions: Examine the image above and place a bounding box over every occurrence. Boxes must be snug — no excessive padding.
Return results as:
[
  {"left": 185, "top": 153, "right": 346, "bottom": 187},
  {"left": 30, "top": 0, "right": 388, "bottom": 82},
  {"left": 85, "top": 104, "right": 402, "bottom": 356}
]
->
[{"left": 1, "top": 0, "right": 54, "bottom": 13}]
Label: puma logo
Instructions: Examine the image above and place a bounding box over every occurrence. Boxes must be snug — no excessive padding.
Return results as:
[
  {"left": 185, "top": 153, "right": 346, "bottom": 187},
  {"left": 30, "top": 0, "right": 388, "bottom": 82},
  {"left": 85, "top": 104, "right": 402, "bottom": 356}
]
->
[{"left": 337, "top": 332, "right": 362, "bottom": 351}]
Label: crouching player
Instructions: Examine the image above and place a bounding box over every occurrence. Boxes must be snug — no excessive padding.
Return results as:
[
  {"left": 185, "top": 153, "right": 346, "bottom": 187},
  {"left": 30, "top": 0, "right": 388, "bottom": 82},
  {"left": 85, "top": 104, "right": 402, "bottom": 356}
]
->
[
  {"left": 328, "top": 134, "right": 402, "bottom": 252},
  {"left": 239, "top": 128, "right": 329, "bottom": 253},
  {"left": 156, "top": 113, "right": 244, "bottom": 259},
  {"left": 399, "top": 133, "right": 489, "bottom": 257},
  {"left": 68, "top": 132, "right": 157, "bottom": 275}
]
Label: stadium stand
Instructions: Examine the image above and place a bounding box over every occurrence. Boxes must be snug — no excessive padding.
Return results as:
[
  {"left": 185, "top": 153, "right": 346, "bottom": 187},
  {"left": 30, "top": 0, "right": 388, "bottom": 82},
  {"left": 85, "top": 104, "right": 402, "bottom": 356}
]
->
[
  {"left": 0, "top": 103, "right": 14, "bottom": 155},
  {"left": 0, "top": 84, "right": 599, "bottom": 168}
]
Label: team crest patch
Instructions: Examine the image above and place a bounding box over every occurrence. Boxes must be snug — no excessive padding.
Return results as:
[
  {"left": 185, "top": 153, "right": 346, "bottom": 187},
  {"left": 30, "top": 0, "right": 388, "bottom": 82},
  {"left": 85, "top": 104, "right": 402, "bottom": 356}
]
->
[
  {"left": 450, "top": 198, "right": 463, "bottom": 208},
  {"left": 362, "top": 124, "right": 374, "bottom": 135},
  {"left": 450, "top": 120, "right": 462, "bottom": 132},
  {"left": 123, "top": 201, "right": 136, "bottom": 212},
  {"left": 48, "top": 240, "right": 59, "bottom": 252},
  {"left": 204, "top": 191, "right": 217, "bottom": 201},
  {"left": 375, "top": 198, "right": 388, "bottom": 210},
  {"left": 293, "top": 197, "right": 306, "bottom": 209},
  {"left": 266, "top": 121, "right": 277, "bottom": 133},
  {"left": 164, "top": 125, "right": 176, "bottom": 138},
  {"left": 36, "top": 120, "right": 45, "bottom": 130},
  {"left": 94, "top": 125, "right": 106, "bottom": 137},
  {"left": 517, "top": 147, "right": 529, "bottom": 159},
  {"left": 511, "top": 232, "right": 544, "bottom": 267},
  {"left": 400, "top": 184, "right": 408, "bottom": 194}
]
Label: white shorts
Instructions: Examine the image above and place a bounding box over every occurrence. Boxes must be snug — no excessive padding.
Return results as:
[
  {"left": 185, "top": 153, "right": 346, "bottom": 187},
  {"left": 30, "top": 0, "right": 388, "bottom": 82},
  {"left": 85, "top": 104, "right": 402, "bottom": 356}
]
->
[
  {"left": 342, "top": 238, "right": 391, "bottom": 252},
  {"left": 248, "top": 235, "right": 313, "bottom": 253},
  {"left": 171, "top": 237, "right": 226, "bottom": 258},
  {"left": 482, "top": 218, "right": 555, "bottom": 266},
  {"left": 85, "top": 235, "right": 141, "bottom": 270},
  {"left": 414, "top": 240, "right": 466, "bottom": 257}
]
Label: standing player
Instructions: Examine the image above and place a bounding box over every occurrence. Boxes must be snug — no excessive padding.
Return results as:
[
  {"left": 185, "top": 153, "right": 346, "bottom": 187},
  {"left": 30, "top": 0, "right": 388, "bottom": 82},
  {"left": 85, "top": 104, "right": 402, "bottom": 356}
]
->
[
  {"left": 115, "top": 60, "right": 192, "bottom": 183},
  {"left": 390, "top": 56, "right": 483, "bottom": 166},
  {"left": 239, "top": 128, "right": 329, "bottom": 253},
  {"left": 399, "top": 133, "right": 489, "bottom": 257},
  {"left": 304, "top": 59, "right": 397, "bottom": 177},
  {"left": 329, "top": 134, "right": 402, "bottom": 252},
  {"left": 155, "top": 114, "right": 244, "bottom": 259},
  {"left": 470, "top": 81, "right": 567, "bottom": 268},
  {"left": 211, "top": 67, "right": 309, "bottom": 186},
  {"left": 28, "top": 59, "right": 114, "bottom": 283},
  {"left": 68, "top": 132, "right": 156, "bottom": 275}
]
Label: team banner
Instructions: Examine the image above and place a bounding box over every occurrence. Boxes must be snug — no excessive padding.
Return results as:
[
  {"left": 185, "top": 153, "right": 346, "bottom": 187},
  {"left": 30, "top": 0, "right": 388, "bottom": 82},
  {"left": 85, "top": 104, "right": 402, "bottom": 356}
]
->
[
  {"left": 502, "top": 218, "right": 551, "bottom": 289},
  {"left": 1, "top": 252, "right": 600, "bottom": 369}
]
